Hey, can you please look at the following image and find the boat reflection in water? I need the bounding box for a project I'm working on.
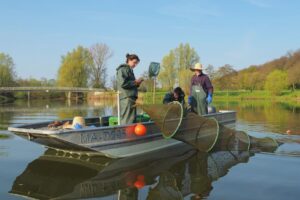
[10,132,279,200]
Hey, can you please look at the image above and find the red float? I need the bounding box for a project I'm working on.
[134,124,147,136]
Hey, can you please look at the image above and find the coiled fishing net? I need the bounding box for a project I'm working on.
[213,126,251,151]
[141,102,219,152]
[141,102,279,153]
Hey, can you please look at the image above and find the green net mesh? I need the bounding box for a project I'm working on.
[213,125,251,151]
[148,62,160,78]
[141,103,279,153]
[250,136,278,152]
[141,102,219,152]
[175,113,219,152]
[141,102,183,138]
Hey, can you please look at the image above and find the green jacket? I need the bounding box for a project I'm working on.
[116,64,138,99]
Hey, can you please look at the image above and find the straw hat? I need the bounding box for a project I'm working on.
[190,63,203,71]
[63,116,86,129]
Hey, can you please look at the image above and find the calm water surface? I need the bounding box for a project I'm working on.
[0,99,300,200]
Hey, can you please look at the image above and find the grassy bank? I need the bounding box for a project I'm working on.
[2,90,299,104]
[139,90,300,103]
[0,95,13,104]
[213,90,300,101]
[0,133,11,139]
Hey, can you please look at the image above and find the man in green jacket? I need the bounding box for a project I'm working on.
[116,54,143,125]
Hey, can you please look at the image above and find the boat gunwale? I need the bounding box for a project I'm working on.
[8,110,236,135]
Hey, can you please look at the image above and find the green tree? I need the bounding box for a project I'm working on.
[57,46,92,87]
[237,66,259,91]
[158,43,199,94]
[138,71,153,92]
[264,70,288,95]
[158,50,177,91]
[16,77,56,87]
[176,43,199,94]
[0,53,16,86]
[210,50,300,91]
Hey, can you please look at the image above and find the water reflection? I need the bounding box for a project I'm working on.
[0,99,115,128]
[3,99,300,199]
[10,142,277,200]
[214,101,300,134]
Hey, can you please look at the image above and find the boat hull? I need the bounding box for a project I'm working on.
[8,111,236,158]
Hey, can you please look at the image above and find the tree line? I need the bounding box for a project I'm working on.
[1,43,299,96]
[156,45,300,96]
[210,50,300,95]
[0,43,113,89]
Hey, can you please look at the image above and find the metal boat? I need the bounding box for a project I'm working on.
[8,110,236,158]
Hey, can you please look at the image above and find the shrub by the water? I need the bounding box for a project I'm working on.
[264,70,288,95]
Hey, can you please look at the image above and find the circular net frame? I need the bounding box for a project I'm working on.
[141,101,183,139]
[175,113,219,152]
[141,102,279,153]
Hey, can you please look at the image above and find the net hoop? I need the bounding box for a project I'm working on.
[204,117,220,152]
[270,137,279,148]
[245,131,251,151]
[238,130,251,151]
[162,101,184,139]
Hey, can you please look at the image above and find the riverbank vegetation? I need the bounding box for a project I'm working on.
[211,50,300,93]
[140,44,300,99]
[213,90,300,101]
[139,90,300,104]
[1,44,300,102]
[0,133,10,139]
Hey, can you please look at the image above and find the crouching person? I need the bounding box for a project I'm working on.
[163,87,185,106]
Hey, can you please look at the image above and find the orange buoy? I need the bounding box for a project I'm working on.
[134,180,145,189]
[134,175,145,189]
[134,124,147,136]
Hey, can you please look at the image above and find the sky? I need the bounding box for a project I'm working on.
[1,0,300,81]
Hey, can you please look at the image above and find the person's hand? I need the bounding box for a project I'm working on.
[206,93,213,104]
[135,78,144,86]
[188,96,193,105]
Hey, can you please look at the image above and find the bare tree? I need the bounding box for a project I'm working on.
[110,75,117,90]
[205,64,216,80]
[89,43,113,88]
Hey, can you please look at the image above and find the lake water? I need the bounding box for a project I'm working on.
[0,99,300,200]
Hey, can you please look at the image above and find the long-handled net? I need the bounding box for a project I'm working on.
[141,102,279,153]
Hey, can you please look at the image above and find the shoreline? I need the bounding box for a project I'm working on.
[1,90,300,104]
[213,90,300,102]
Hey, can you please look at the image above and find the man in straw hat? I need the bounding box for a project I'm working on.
[188,63,214,115]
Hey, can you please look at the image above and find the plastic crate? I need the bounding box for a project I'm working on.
[136,113,151,122]
[108,114,151,126]
[109,116,119,126]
